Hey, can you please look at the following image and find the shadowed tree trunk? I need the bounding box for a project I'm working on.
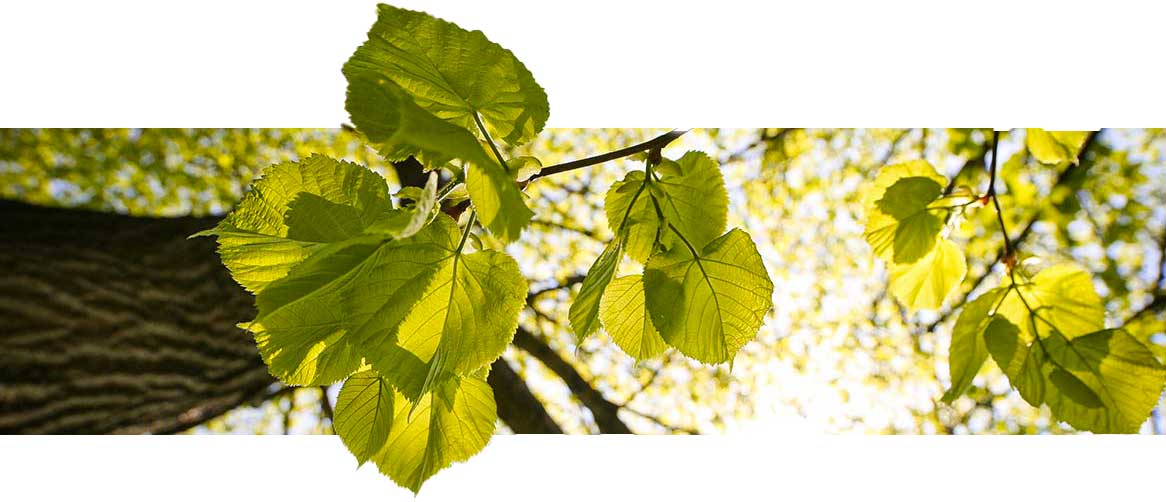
[0,199,565,434]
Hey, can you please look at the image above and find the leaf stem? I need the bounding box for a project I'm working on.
[472,112,512,173]
[527,129,690,182]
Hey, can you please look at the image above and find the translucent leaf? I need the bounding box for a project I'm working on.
[605,170,657,263]
[1026,129,1089,165]
[600,274,667,360]
[195,155,393,293]
[371,375,497,493]
[465,156,534,243]
[993,262,1105,345]
[989,324,1166,433]
[344,71,531,243]
[1040,329,1166,433]
[605,151,728,263]
[344,71,496,170]
[343,4,548,147]
[942,288,1005,402]
[568,238,624,341]
[344,215,527,400]
[334,370,395,465]
[644,229,774,364]
[249,237,386,385]
[508,155,543,182]
[366,171,438,239]
[887,238,966,311]
[651,151,729,252]
[863,160,948,264]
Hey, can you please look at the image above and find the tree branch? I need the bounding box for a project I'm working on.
[511,327,631,434]
[488,358,563,434]
[527,129,689,182]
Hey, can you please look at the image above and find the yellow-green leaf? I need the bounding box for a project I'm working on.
[600,274,667,360]
[334,370,395,465]
[643,229,773,364]
[568,237,624,341]
[195,155,393,293]
[371,375,497,494]
[863,160,948,264]
[942,288,1005,402]
[887,238,967,311]
[1026,129,1089,165]
[605,151,728,263]
[345,214,526,400]
[343,4,548,147]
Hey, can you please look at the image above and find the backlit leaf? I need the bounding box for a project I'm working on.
[344,214,526,400]
[863,160,948,264]
[334,370,395,465]
[343,4,549,147]
[195,155,393,293]
[1026,129,1089,165]
[600,274,667,360]
[887,238,966,311]
[644,229,773,364]
[942,288,1005,403]
[605,152,728,263]
[371,375,497,493]
[569,237,624,341]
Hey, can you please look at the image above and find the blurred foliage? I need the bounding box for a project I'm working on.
[3,127,1164,435]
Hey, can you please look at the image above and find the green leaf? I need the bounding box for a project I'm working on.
[334,370,395,465]
[975,262,1162,432]
[863,160,948,264]
[989,325,1166,433]
[568,238,624,341]
[942,288,1005,403]
[993,263,1105,345]
[195,155,393,293]
[344,215,527,400]
[371,374,497,494]
[876,177,944,263]
[343,71,496,171]
[366,171,438,239]
[652,151,729,252]
[344,4,548,147]
[249,237,385,386]
[605,151,728,263]
[605,171,658,263]
[1026,129,1089,165]
[600,274,667,360]
[344,70,532,243]
[643,229,774,364]
[465,155,534,243]
[887,238,967,311]
[1040,329,1165,433]
[508,155,543,182]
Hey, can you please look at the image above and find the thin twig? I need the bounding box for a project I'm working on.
[527,129,689,181]
[986,130,1015,269]
[621,406,700,435]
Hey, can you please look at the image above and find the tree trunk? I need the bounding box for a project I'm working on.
[0,199,561,434]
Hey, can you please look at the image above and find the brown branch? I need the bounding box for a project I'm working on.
[511,327,631,434]
[526,275,587,304]
[527,129,689,182]
[488,358,563,434]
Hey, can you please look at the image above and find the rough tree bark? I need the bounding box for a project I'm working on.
[0,199,567,433]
